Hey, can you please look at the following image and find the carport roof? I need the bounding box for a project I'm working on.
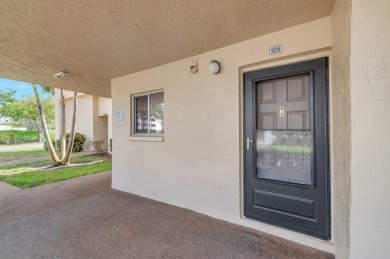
[0,0,334,97]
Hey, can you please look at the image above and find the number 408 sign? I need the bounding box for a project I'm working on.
[269,44,283,55]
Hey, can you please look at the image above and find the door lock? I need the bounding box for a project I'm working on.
[246,138,255,150]
[279,106,285,116]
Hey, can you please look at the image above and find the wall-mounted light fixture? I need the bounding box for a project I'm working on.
[53,71,69,79]
[208,60,220,74]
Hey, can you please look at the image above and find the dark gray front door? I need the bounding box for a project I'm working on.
[243,58,330,240]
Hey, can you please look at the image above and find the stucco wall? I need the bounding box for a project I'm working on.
[330,0,352,258]
[98,97,110,116]
[111,17,334,252]
[92,96,109,150]
[349,1,390,258]
[107,98,112,153]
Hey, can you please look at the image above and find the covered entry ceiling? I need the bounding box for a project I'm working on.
[0,0,334,97]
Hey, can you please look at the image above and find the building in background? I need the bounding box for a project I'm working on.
[54,90,112,152]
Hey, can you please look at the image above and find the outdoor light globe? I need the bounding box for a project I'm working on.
[208,60,220,74]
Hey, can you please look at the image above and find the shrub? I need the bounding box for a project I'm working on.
[0,130,39,144]
[70,132,86,152]
[56,132,86,153]
[109,138,112,153]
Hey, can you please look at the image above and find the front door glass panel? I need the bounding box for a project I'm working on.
[256,74,312,185]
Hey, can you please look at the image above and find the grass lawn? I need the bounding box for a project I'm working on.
[0,148,52,162]
[0,155,111,189]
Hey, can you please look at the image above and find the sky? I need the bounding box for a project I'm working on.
[0,78,51,99]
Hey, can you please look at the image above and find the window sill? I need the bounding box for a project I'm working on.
[130,136,163,142]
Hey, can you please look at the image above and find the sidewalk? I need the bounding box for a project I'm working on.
[0,151,97,167]
[0,143,42,151]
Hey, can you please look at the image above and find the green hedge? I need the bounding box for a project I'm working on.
[56,132,86,153]
[0,130,39,144]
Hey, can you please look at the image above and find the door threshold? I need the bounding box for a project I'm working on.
[237,217,335,254]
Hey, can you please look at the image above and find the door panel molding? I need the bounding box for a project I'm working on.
[253,189,316,219]
[287,111,307,129]
[287,74,309,102]
[259,82,277,103]
[258,113,277,130]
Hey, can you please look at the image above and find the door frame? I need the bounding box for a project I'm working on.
[242,57,331,240]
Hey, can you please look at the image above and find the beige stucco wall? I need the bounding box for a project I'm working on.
[92,96,109,150]
[111,17,335,253]
[330,0,352,258]
[98,97,110,117]
[55,90,112,152]
[349,1,390,258]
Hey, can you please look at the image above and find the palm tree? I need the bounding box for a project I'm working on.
[33,84,78,166]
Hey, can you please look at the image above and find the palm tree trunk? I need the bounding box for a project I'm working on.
[61,91,78,165]
[38,127,42,143]
[59,89,66,160]
[32,84,61,166]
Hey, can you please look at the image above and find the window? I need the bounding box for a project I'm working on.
[132,90,164,135]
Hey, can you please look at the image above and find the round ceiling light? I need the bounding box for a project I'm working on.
[53,71,69,79]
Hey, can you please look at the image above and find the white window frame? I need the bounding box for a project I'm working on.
[131,89,164,136]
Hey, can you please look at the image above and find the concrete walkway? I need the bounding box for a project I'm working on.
[0,150,96,166]
[0,171,333,259]
[0,142,42,151]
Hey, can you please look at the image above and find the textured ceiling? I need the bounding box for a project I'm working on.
[0,0,335,97]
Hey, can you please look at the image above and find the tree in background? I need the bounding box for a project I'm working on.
[33,85,78,166]
[2,89,54,142]
[4,96,54,139]
[0,89,16,124]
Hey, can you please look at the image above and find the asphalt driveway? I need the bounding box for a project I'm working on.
[0,171,333,259]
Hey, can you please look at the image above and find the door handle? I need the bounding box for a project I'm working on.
[246,138,255,150]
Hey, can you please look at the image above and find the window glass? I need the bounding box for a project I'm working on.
[134,95,148,134]
[256,130,312,185]
[149,92,164,133]
[133,91,164,135]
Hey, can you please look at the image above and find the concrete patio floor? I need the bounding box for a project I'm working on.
[0,171,333,259]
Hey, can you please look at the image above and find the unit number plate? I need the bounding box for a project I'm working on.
[269,44,283,55]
